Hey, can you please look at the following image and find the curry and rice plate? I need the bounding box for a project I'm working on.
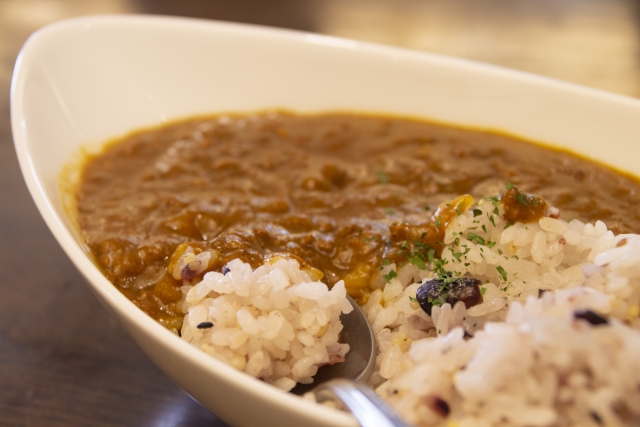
[75,112,640,426]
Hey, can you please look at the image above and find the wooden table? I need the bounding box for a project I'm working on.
[1,0,639,425]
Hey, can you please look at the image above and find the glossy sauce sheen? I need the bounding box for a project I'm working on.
[77,113,640,327]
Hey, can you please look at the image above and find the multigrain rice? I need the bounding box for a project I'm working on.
[364,197,640,426]
[375,290,640,426]
[180,257,352,391]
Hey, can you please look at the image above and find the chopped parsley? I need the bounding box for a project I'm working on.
[473,208,483,217]
[480,287,487,296]
[378,258,391,270]
[409,255,426,270]
[484,195,499,204]
[384,208,395,216]
[467,232,486,246]
[496,265,508,282]
[414,240,431,251]
[383,269,398,283]
[512,186,540,207]
[435,216,441,229]
[427,248,436,263]
[448,247,463,262]
[378,171,389,184]
[430,258,450,278]
[505,183,529,206]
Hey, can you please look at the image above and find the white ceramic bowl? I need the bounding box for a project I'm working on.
[11,14,640,427]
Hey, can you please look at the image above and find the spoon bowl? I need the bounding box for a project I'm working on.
[290,296,376,396]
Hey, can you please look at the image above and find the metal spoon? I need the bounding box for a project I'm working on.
[290,296,412,427]
[314,378,413,427]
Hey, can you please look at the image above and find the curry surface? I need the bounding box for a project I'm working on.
[76,113,640,327]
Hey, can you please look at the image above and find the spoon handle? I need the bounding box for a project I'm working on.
[313,378,412,427]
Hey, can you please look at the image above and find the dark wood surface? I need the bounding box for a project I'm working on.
[1,0,640,426]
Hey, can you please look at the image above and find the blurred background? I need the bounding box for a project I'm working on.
[1,0,639,426]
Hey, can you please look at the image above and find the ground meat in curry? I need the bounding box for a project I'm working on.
[76,112,640,329]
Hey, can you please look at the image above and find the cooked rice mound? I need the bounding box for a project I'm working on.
[180,258,352,391]
[374,289,640,426]
[365,197,640,426]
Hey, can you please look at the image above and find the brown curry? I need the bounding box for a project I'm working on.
[76,112,640,330]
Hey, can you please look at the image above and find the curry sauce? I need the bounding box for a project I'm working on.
[76,112,640,327]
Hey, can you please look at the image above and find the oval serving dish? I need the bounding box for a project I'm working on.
[11,14,640,427]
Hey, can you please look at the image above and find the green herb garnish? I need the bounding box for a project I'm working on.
[496,265,508,282]
[449,247,463,262]
[383,270,398,283]
[409,256,426,270]
[467,232,486,246]
[516,191,528,206]
[378,258,391,270]
[430,298,443,307]
[427,248,436,263]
